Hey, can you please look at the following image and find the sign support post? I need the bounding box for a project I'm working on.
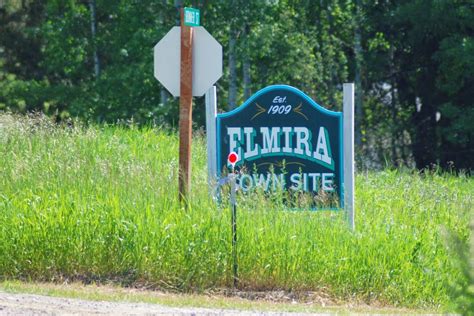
[205,86,217,195]
[343,83,355,230]
[178,8,194,202]
[230,171,238,287]
[154,7,221,203]
[227,152,239,287]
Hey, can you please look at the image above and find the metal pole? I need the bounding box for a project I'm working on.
[205,86,217,197]
[343,83,355,230]
[230,171,238,287]
[178,8,194,203]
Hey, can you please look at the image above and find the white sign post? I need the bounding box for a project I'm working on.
[343,83,355,230]
[205,86,217,191]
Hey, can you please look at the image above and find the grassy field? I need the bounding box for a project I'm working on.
[0,114,472,310]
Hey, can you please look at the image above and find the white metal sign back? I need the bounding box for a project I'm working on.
[154,26,222,97]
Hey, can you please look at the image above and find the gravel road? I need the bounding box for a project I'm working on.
[0,291,329,315]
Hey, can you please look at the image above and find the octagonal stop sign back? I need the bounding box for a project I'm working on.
[154,26,223,97]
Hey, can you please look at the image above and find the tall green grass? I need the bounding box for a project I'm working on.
[0,114,472,309]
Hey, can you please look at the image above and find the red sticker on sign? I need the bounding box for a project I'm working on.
[228,152,238,165]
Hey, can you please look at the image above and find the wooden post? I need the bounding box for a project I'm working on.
[179,8,194,202]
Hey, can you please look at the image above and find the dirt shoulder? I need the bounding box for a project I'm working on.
[0,281,435,315]
[0,291,326,315]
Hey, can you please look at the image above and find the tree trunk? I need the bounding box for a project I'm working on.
[228,28,237,109]
[390,79,397,166]
[325,4,336,107]
[354,0,363,147]
[160,0,169,106]
[411,70,438,169]
[242,57,250,100]
[242,24,251,100]
[89,0,100,79]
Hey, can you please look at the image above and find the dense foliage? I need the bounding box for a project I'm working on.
[0,0,473,169]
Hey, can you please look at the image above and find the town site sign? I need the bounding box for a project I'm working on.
[215,85,345,209]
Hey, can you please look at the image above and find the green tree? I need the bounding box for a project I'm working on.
[0,0,48,113]
[1,0,472,170]
[394,0,474,170]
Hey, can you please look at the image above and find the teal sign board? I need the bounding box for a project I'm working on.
[216,85,343,208]
[184,7,200,27]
